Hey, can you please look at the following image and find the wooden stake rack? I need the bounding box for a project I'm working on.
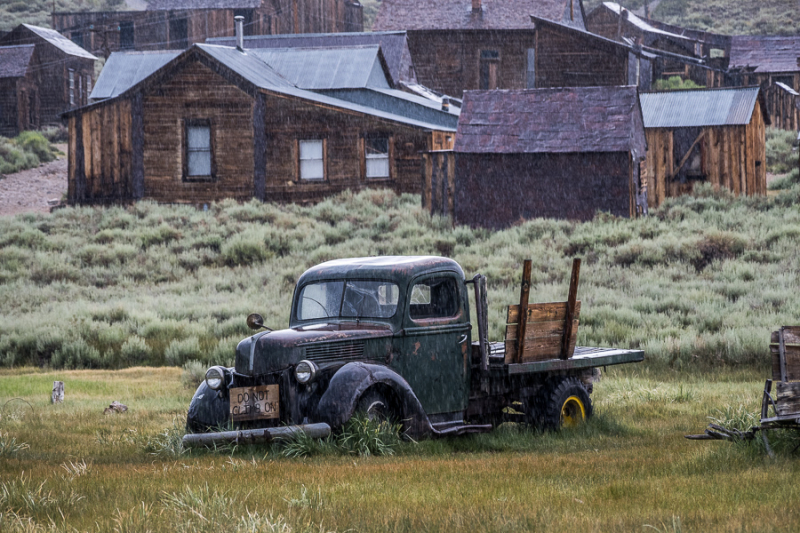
[504,258,581,364]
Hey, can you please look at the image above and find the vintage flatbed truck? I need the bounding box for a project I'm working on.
[183,256,644,446]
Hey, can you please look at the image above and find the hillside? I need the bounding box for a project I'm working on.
[0,0,127,32]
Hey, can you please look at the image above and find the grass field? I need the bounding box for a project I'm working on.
[1,366,799,532]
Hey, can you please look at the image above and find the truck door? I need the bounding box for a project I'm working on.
[398,274,470,416]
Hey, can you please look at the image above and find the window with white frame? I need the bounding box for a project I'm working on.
[185,120,213,179]
[365,137,390,179]
[68,70,75,106]
[299,139,324,181]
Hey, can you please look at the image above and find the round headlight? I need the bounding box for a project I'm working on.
[205,366,226,390]
[294,360,318,384]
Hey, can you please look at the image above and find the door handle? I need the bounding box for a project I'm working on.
[458,334,468,345]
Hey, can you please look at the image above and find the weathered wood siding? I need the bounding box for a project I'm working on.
[645,104,767,208]
[534,24,627,88]
[764,83,800,131]
[67,99,133,203]
[0,77,38,137]
[142,60,255,204]
[453,152,633,228]
[261,90,433,204]
[422,150,455,218]
[53,0,363,57]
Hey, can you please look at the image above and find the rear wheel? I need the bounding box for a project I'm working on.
[535,377,593,431]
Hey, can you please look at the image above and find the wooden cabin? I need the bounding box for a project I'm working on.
[728,36,800,131]
[64,43,457,206]
[640,87,769,209]
[0,45,36,137]
[52,0,363,59]
[444,86,646,228]
[373,0,586,97]
[0,25,97,129]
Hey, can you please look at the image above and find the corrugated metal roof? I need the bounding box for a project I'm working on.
[315,88,458,129]
[640,87,761,128]
[91,50,180,100]
[249,46,389,90]
[0,44,34,79]
[455,86,644,154]
[22,24,97,60]
[207,31,415,85]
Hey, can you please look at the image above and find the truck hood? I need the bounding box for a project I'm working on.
[235,323,394,376]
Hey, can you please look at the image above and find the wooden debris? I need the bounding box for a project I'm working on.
[103,401,128,415]
[684,423,757,441]
[51,381,64,404]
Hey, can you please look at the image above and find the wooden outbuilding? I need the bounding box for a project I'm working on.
[64,42,458,206]
[441,86,647,228]
[0,45,36,137]
[640,87,769,209]
[373,0,586,97]
[52,0,363,59]
[0,24,97,129]
[728,36,800,131]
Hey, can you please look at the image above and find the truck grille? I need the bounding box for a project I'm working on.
[304,341,365,363]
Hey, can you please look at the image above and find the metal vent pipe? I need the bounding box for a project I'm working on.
[235,16,244,52]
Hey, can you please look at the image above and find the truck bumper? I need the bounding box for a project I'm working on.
[182,422,331,448]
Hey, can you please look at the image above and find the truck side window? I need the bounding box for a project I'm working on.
[409,277,459,319]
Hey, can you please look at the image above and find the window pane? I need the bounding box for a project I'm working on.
[300,140,323,160]
[297,281,344,320]
[188,151,211,176]
[366,137,388,155]
[300,159,324,180]
[409,277,459,319]
[366,156,389,178]
[187,126,210,150]
[341,281,399,318]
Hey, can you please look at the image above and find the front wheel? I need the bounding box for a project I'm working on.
[355,389,397,424]
[535,377,593,431]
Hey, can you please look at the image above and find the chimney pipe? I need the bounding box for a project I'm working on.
[235,15,244,52]
[441,96,450,112]
[472,0,481,13]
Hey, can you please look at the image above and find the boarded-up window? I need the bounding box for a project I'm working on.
[479,50,499,90]
[299,140,325,181]
[185,120,213,179]
[365,137,389,179]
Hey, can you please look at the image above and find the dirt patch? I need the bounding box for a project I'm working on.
[0,144,67,217]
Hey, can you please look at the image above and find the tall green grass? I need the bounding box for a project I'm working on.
[1,185,800,371]
[0,132,59,176]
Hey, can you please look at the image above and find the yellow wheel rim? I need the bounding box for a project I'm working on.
[560,396,586,428]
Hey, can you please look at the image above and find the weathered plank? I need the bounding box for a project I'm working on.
[770,327,800,382]
[776,381,800,416]
[507,301,582,323]
[515,260,533,365]
[561,258,581,359]
[504,319,579,363]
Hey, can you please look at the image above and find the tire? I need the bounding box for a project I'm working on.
[355,388,397,424]
[535,377,593,431]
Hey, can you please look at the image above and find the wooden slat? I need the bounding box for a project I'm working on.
[504,319,579,363]
[507,301,581,324]
[770,327,800,382]
[561,258,581,359]
[515,260,532,365]
[776,381,800,416]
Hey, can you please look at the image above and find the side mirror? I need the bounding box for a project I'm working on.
[246,313,265,330]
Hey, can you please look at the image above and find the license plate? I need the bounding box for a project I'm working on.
[230,385,279,421]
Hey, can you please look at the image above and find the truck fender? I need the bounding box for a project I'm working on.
[186,379,230,433]
[315,362,433,438]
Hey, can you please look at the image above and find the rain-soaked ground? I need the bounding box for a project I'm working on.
[0,143,67,217]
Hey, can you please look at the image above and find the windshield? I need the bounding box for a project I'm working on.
[296,280,400,321]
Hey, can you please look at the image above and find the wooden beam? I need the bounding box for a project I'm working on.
[515,259,532,364]
[560,258,581,359]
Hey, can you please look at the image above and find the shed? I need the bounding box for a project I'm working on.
[728,36,800,131]
[0,24,97,128]
[446,86,646,228]
[64,42,458,206]
[0,44,36,136]
[640,87,769,208]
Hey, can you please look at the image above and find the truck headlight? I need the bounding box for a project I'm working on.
[205,366,226,390]
[294,360,318,384]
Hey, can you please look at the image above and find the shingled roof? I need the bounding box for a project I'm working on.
[0,44,34,79]
[454,86,645,155]
[729,36,800,74]
[207,31,416,85]
[373,0,580,31]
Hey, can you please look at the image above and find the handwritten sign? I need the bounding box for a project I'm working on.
[230,385,279,422]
